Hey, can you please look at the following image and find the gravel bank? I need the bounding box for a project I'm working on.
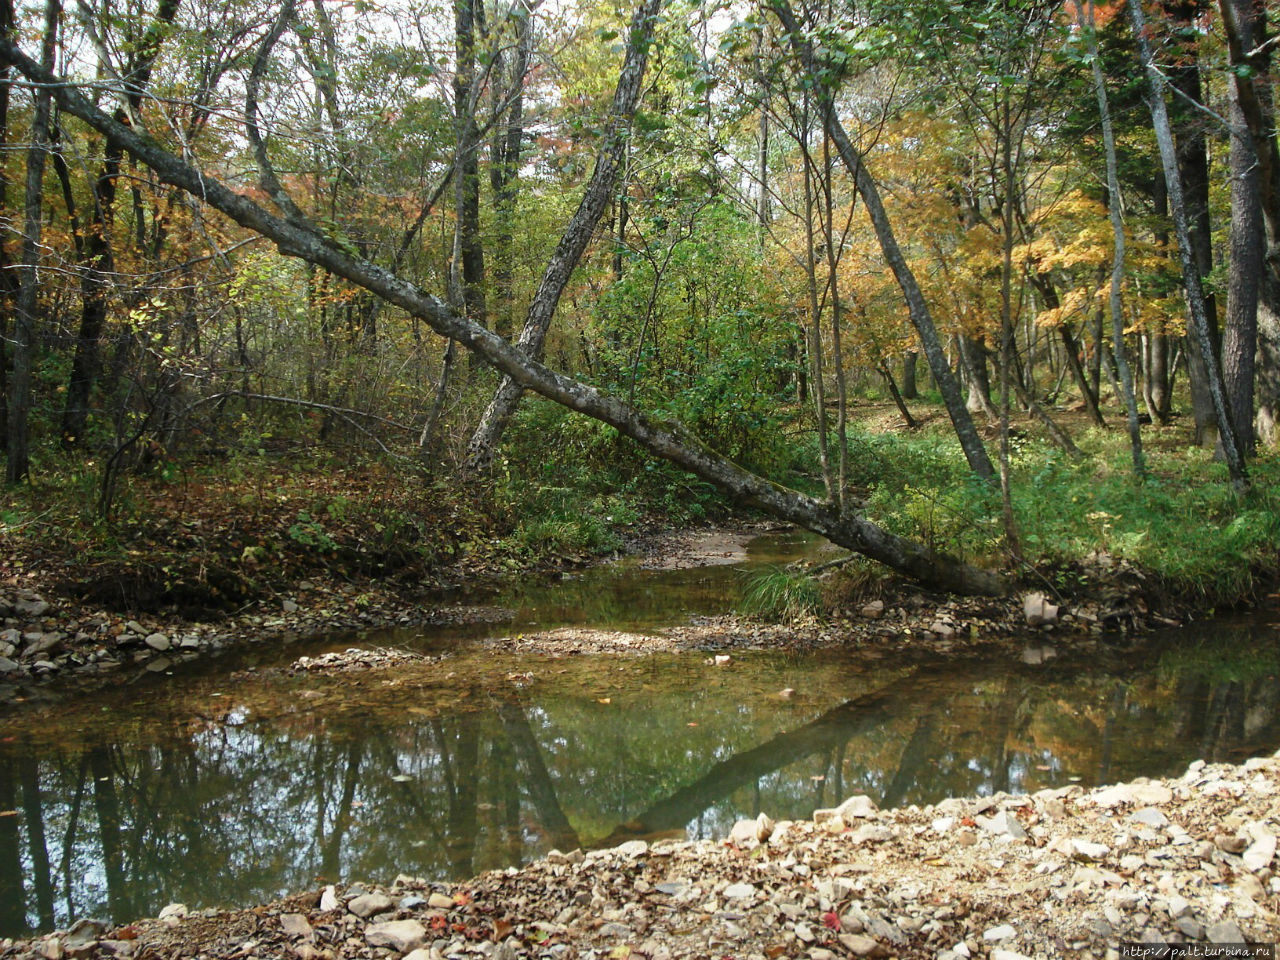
[6,752,1279,960]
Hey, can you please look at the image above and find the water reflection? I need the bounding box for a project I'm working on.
[1,625,1278,937]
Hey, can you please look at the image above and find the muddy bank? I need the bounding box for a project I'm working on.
[5,749,1279,960]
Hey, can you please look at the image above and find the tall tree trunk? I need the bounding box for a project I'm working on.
[6,0,58,484]
[489,0,533,341]
[56,128,120,448]
[1221,2,1261,458]
[1086,0,1145,477]
[801,113,833,499]
[1129,0,1247,489]
[901,350,918,399]
[960,335,997,417]
[465,0,660,473]
[768,0,995,482]
[454,0,487,336]
[0,0,14,450]
[1164,0,1219,443]
[1216,0,1278,451]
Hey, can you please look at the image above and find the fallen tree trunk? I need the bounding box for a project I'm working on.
[0,37,1009,597]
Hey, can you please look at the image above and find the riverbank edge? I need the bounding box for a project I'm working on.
[0,520,1274,703]
[4,748,1279,959]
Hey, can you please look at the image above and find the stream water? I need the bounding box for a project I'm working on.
[1,531,1279,937]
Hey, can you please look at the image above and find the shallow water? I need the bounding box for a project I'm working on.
[0,534,1278,937]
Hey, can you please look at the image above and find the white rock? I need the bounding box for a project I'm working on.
[1206,920,1245,943]
[983,924,1016,942]
[991,951,1034,960]
[347,893,393,917]
[1244,832,1276,872]
[723,883,755,899]
[1023,592,1058,626]
[836,795,879,823]
[932,817,956,834]
[976,811,1026,840]
[157,903,187,923]
[851,824,892,844]
[1071,840,1111,861]
[1130,807,1169,828]
[319,885,339,911]
[616,840,649,858]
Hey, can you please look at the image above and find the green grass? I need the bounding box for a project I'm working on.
[738,566,821,622]
[852,422,1280,604]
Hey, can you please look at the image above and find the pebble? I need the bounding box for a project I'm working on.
[347,893,393,917]
[838,934,883,957]
[1130,807,1169,828]
[1243,830,1276,872]
[365,919,427,953]
[1207,920,1246,943]
[983,924,1016,942]
[279,914,312,939]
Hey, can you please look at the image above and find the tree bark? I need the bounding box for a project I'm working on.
[0,0,14,450]
[489,0,533,341]
[1217,0,1276,452]
[0,32,1010,596]
[454,0,487,333]
[1164,0,1219,444]
[1222,27,1261,458]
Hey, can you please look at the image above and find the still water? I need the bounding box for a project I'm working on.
[0,532,1277,937]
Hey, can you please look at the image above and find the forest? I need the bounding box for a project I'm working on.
[3,0,1280,608]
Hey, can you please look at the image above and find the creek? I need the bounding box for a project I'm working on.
[0,530,1278,937]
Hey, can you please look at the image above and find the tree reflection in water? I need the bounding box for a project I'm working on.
[2,624,1279,937]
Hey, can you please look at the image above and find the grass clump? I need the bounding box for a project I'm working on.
[739,566,821,623]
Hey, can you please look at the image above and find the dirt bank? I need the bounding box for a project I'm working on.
[5,750,1278,960]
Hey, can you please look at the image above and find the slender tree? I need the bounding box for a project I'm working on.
[1128,0,1247,489]
[6,0,59,483]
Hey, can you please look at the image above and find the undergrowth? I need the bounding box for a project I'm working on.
[853,425,1280,605]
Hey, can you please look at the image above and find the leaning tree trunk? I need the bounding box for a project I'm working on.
[0,33,1012,596]
[768,0,995,483]
[464,0,660,474]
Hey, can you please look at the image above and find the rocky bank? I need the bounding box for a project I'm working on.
[6,751,1280,960]
[0,524,1187,698]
